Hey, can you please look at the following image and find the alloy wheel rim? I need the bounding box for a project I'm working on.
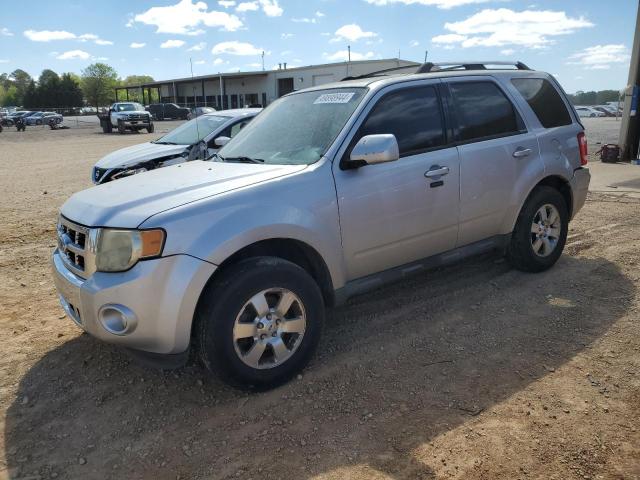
[530,203,561,257]
[232,288,306,370]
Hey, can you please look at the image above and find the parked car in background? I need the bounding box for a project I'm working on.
[54,61,590,388]
[190,106,216,118]
[91,108,260,184]
[592,106,617,117]
[147,103,191,120]
[25,111,63,125]
[574,106,605,118]
[3,111,36,126]
[98,102,154,134]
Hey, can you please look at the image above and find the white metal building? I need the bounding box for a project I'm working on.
[115,58,419,109]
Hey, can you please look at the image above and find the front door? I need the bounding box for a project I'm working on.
[446,78,543,247]
[333,82,460,281]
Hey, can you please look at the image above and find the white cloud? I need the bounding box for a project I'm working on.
[568,44,630,70]
[1,27,13,36]
[130,42,146,48]
[237,1,259,12]
[161,39,186,48]
[56,50,91,60]
[500,48,515,55]
[213,58,227,65]
[246,62,262,68]
[410,40,420,47]
[24,29,113,45]
[365,0,506,8]
[219,0,236,6]
[292,17,316,24]
[24,29,77,41]
[431,8,593,48]
[259,0,283,16]
[133,0,243,34]
[315,11,325,17]
[323,50,375,61]
[0,59,9,63]
[211,40,263,55]
[188,41,206,51]
[333,24,378,42]
[281,33,294,39]
[194,60,206,64]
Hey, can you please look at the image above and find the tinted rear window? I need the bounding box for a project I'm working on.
[357,86,445,156]
[450,81,523,142]
[511,78,572,128]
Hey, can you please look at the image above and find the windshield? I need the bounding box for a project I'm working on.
[116,103,143,112]
[154,115,230,145]
[217,87,367,165]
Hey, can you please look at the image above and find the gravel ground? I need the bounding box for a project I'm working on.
[0,118,639,480]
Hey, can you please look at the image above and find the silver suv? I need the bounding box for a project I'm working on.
[52,61,590,388]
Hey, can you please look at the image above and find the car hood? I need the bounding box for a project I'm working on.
[95,142,189,169]
[61,160,307,228]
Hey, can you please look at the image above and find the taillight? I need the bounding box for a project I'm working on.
[578,132,588,166]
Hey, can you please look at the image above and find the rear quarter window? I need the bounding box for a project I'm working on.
[511,78,572,128]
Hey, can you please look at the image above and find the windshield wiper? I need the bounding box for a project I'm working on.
[152,141,179,145]
[219,155,265,163]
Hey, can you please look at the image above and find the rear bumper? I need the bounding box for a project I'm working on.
[570,167,590,218]
[52,249,216,355]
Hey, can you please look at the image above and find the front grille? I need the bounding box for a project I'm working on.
[57,216,95,278]
[127,114,147,121]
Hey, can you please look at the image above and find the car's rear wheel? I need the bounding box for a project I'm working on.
[117,120,126,134]
[196,257,324,389]
[507,186,568,272]
[147,123,154,134]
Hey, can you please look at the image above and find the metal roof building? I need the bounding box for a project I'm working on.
[115,58,418,109]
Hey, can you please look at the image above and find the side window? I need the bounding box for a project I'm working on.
[229,119,250,138]
[356,86,445,157]
[511,78,572,128]
[449,81,524,142]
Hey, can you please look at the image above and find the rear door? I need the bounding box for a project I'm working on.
[332,81,460,281]
[446,77,542,247]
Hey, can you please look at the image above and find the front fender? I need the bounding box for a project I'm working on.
[140,162,347,289]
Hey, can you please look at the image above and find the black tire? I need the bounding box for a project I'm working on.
[102,121,112,133]
[196,256,324,389]
[147,123,155,134]
[507,186,569,273]
[117,120,126,134]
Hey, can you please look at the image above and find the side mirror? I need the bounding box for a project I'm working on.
[214,136,231,147]
[347,134,399,167]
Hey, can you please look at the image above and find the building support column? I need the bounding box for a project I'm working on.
[619,1,640,160]
[202,79,206,106]
[125,88,129,101]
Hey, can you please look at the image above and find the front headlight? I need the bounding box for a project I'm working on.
[95,229,165,272]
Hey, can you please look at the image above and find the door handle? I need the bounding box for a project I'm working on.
[424,166,450,178]
[512,147,532,158]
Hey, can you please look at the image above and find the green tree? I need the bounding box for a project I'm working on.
[120,75,155,103]
[81,63,118,108]
[38,69,61,108]
[2,84,20,106]
[9,69,32,104]
[59,73,84,108]
[22,80,39,108]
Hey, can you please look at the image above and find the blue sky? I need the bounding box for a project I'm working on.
[0,0,636,93]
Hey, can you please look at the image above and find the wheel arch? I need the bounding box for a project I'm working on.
[531,175,573,219]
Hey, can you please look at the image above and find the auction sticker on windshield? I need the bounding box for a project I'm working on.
[314,92,356,104]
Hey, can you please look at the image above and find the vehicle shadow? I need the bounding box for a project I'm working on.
[3,254,633,479]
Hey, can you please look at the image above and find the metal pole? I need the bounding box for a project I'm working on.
[619,1,640,160]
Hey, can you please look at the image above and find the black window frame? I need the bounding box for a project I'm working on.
[445,79,527,145]
[342,83,449,167]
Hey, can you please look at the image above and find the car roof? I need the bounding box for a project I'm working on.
[290,67,554,95]
[206,108,262,118]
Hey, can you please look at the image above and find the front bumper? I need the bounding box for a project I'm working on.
[570,167,590,218]
[52,249,216,354]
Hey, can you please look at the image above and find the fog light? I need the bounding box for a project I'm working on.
[98,304,137,335]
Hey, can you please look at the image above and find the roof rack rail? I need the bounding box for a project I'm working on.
[341,60,531,82]
[341,64,419,81]
[416,61,530,73]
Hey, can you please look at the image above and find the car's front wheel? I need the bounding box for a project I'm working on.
[196,257,324,389]
[507,186,569,272]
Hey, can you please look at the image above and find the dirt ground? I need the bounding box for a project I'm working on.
[0,118,639,480]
